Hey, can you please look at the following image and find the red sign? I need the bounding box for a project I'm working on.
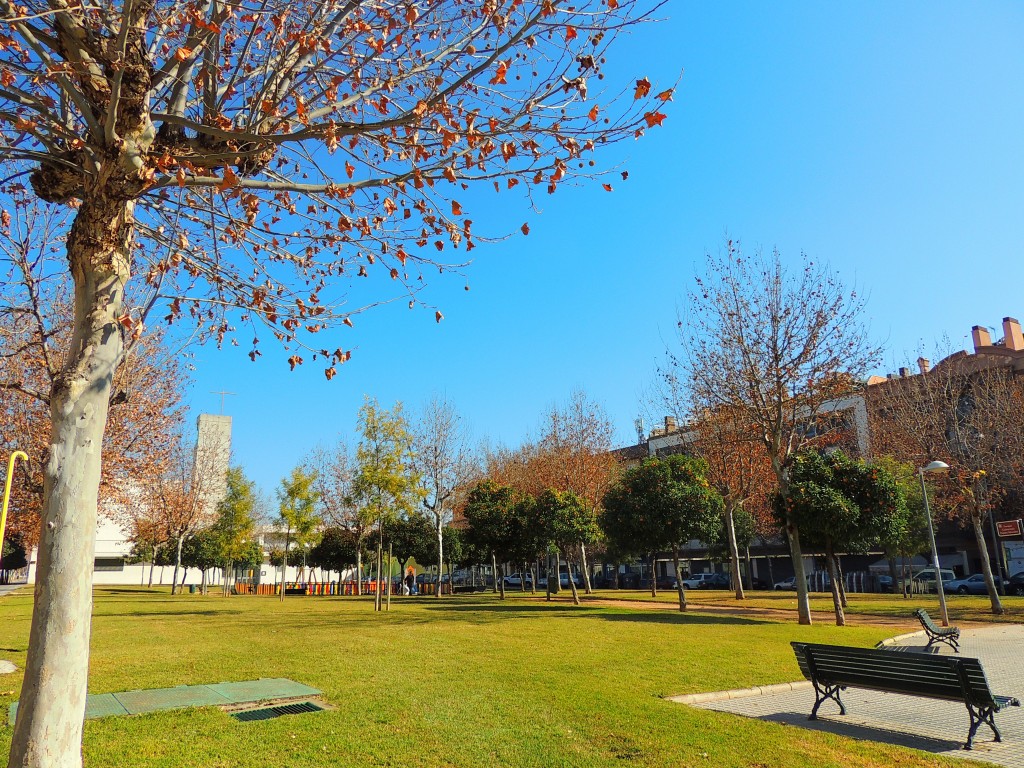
[995,519,1023,538]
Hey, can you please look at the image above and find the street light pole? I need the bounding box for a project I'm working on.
[919,461,950,627]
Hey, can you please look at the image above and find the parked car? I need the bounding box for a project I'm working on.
[503,572,533,588]
[945,573,1000,596]
[559,573,582,588]
[697,572,730,589]
[1007,572,1024,596]
[682,573,717,589]
[773,576,797,591]
[911,568,956,593]
[877,574,898,593]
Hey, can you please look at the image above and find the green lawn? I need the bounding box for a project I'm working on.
[0,587,991,767]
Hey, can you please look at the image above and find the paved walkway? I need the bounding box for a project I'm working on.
[689,625,1024,767]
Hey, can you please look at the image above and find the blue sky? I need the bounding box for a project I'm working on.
[182,2,1024,495]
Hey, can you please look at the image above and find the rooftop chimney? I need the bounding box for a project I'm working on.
[665,415,677,432]
[972,325,992,352]
[1003,317,1024,351]
[917,357,930,374]
[899,367,910,378]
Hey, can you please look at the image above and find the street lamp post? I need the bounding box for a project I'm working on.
[919,460,950,627]
[1,451,29,566]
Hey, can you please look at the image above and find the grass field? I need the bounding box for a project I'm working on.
[0,587,1003,767]
[582,587,1024,624]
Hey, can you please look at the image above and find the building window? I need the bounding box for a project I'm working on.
[94,557,125,572]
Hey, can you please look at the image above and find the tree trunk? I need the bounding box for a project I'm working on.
[649,553,657,598]
[972,512,1004,615]
[491,553,499,595]
[201,569,207,596]
[435,527,444,599]
[520,562,527,592]
[545,556,552,602]
[902,553,910,599]
[673,547,687,612]
[8,193,134,767]
[530,562,538,594]
[744,546,753,591]
[171,536,185,595]
[826,540,844,626]
[579,543,593,595]
[549,553,560,594]
[147,559,155,589]
[386,543,392,612]
[374,537,383,612]
[356,549,362,596]
[887,556,898,594]
[785,524,812,625]
[279,528,291,603]
[834,554,848,608]
[496,559,506,600]
[725,505,745,600]
[564,549,580,606]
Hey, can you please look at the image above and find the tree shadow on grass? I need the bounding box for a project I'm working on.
[94,609,246,618]
[596,611,770,627]
[418,601,771,626]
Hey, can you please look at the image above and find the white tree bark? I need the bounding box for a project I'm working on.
[9,197,132,768]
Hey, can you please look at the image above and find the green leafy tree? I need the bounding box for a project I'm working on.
[277,466,321,601]
[354,398,423,610]
[463,480,518,599]
[601,455,723,611]
[212,467,258,595]
[778,450,908,625]
[389,513,435,577]
[873,455,931,595]
[308,527,363,581]
[180,530,221,594]
[535,488,599,606]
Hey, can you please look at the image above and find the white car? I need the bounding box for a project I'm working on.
[681,573,716,589]
[503,573,533,588]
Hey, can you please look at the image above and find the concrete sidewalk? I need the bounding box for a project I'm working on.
[688,624,1024,767]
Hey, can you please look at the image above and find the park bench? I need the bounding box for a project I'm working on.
[915,608,960,653]
[791,641,1020,750]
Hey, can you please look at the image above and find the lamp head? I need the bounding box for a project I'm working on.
[921,460,950,474]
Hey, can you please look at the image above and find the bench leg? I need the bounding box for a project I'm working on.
[965,704,1000,750]
[809,681,846,720]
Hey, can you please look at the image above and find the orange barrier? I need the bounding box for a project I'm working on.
[230,580,452,596]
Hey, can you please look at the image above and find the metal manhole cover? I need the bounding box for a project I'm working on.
[231,700,325,722]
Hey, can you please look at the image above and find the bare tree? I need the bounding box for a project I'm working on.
[688,404,775,599]
[664,241,880,624]
[539,390,618,593]
[308,439,371,592]
[145,429,230,593]
[413,396,474,597]
[870,348,1024,615]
